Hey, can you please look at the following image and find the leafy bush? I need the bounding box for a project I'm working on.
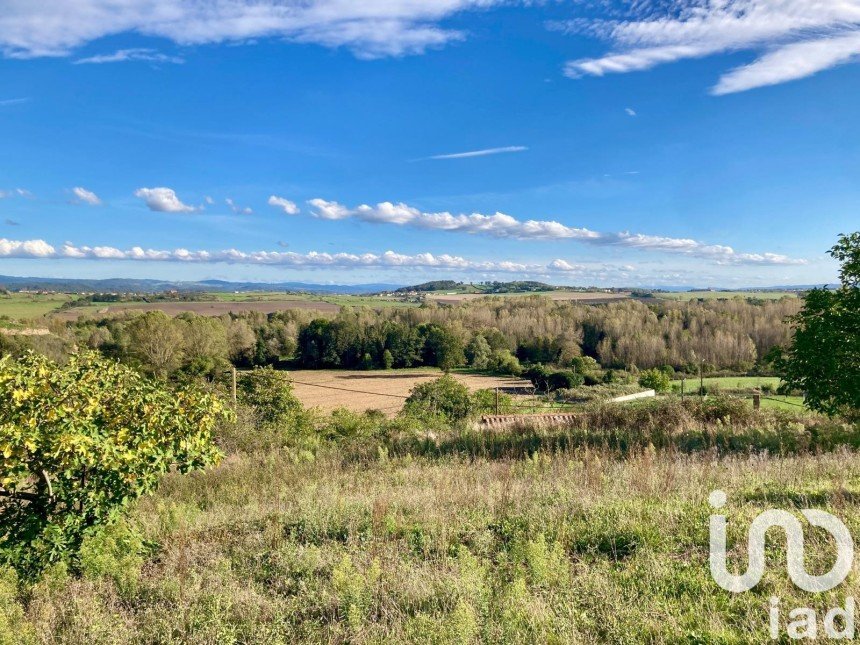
[237,366,303,427]
[547,370,584,391]
[0,351,230,579]
[403,375,474,422]
[638,368,671,393]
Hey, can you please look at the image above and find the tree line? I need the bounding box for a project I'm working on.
[0,296,801,377]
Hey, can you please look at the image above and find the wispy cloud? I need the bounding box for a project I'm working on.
[226,198,252,215]
[562,0,860,94]
[0,98,29,107]
[428,146,528,160]
[71,186,102,206]
[305,198,806,266]
[625,107,637,116]
[4,219,19,226]
[74,48,184,65]
[0,1,504,60]
[134,187,200,213]
[0,188,32,199]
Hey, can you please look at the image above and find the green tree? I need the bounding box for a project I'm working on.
[126,311,185,376]
[403,375,474,422]
[466,334,491,370]
[0,352,229,578]
[382,349,394,370]
[777,233,860,417]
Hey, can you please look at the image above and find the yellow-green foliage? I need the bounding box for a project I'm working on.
[0,351,231,578]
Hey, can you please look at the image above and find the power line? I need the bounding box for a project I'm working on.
[288,379,409,399]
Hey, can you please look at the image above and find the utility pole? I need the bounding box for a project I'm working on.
[699,360,704,398]
[681,377,685,399]
[495,387,500,415]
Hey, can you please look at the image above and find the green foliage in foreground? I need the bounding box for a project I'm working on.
[777,232,860,418]
[0,352,230,579]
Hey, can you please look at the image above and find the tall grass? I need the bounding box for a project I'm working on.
[4,400,860,643]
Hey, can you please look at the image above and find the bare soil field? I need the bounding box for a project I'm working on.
[425,291,631,305]
[289,368,532,415]
[53,299,340,320]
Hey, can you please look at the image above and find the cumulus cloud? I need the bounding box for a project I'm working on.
[71,186,101,205]
[562,1,860,94]
[428,146,528,160]
[0,1,503,60]
[226,198,252,215]
[268,195,299,215]
[303,197,804,265]
[0,236,548,273]
[134,187,199,213]
[308,199,599,240]
[74,47,184,64]
[308,198,354,220]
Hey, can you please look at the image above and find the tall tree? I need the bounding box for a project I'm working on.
[777,232,860,418]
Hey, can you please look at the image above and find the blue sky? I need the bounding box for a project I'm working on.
[0,0,858,287]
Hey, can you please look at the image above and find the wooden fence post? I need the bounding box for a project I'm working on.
[753,393,761,410]
[231,367,237,407]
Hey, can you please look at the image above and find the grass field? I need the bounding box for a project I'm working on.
[6,402,858,642]
[671,376,807,412]
[0,293,73,319]
[654,290,801,301]
[289,368,533,415]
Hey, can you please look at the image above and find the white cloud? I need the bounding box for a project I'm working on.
[0,188,31,199]
[309,199,599,240]
[226,198,252,215]
[0,1,503,60]
[134,187,199,213]
[563,1,860,94]
[71,186,102,205]
[268,195,300,215]
[625,107,636,116]
[308,198,354,220]
[303,197,806,266]
[428,146,528,160]
[0,97,28,106]
[74,47,184,64]
[205,195,214,205]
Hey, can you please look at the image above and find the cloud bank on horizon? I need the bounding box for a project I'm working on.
[305,198,806,266]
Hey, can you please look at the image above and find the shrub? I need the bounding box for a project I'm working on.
[487,349,522,376]
[0,351,229,579]
[237,366,303,427]
[403,375,474,422]
[547,370,584,391]
[638,368,671,393]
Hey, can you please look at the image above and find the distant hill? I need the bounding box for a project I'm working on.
[394,280,560,294]
[0,275,402,295]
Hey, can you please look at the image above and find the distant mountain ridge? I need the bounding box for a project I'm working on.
[0,275,402,295]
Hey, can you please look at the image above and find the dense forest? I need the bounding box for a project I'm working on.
[0,295,801,378]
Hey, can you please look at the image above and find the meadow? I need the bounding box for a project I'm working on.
[0,293,73,320]
[4,399,859,643]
